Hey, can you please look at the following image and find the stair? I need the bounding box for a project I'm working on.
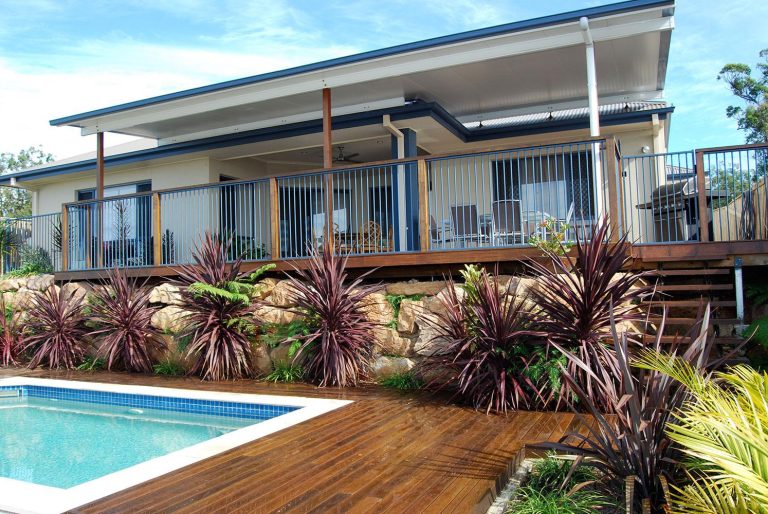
[641,266,743,349]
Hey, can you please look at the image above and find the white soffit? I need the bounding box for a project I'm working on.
[58,3,673,143]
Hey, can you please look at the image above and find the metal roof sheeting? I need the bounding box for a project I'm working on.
[464,101,669,130]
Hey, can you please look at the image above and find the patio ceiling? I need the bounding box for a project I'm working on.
[50,0,674,144]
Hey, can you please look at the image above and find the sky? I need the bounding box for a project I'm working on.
[1,0,766,160]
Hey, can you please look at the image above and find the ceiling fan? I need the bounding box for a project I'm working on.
[333,145,362,164]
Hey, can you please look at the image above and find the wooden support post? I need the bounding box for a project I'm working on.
[60,206,69,271]
[322,88,332,169]
[269,177,280,259]
[152,193,162,265]
[96,132,105,268]
[417,159,430,252]
[695,149,710,242]
[605,137,621,242]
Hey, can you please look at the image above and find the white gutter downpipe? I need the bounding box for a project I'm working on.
[580,16,605,220]
[383,114,407,251]
[579,16,600,137]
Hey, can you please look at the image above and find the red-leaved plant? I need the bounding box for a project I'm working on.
[0,300,23,366]
[526,217,652,409]
[25,285,89,369]
[536,306,719,512]
[88,267,166,373]
[420,269,549,413]
[284,242,377,387]
[175,232,257,381]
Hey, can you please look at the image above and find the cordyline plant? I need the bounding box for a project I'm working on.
[535,305,719,513]
[88,267,166,373]
[526,217,653,409]
[283,241,377,387]
[175,231,265,381]
[25,285,89,369]
[420,267,550,413]
[0,300,23,366]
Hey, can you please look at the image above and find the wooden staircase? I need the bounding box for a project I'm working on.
[640,267,744,349]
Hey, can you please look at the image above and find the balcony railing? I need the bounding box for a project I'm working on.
[1,213,62,273]
[622,143,768,245]
[15,135,741,274]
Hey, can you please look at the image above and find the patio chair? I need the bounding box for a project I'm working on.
[357,220,392,253]
[491,199,523,246]
[429,215,450,248]
[450,204,489,247]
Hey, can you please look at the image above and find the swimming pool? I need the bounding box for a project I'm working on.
[0,377,350,514]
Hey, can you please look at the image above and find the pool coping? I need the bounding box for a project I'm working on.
[0,376,352,514]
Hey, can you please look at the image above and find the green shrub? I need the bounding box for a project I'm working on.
[76,356,105,371]
[6,245,53,277]
[744,315,768,347]
[266,362,304,383]
[384,293,425,328]
[153,359,185,376]
[260,318,314,348]
[525,454,595,491]
[508,486,611,514]
[379,371,423,390]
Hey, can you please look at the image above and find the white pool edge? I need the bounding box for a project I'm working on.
[0,377,351,514]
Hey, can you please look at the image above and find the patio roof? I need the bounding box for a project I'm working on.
[49,0,674,144]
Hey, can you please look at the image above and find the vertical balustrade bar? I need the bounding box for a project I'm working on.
[695,149,710,242]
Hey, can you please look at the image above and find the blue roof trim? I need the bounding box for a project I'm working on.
[5,102,673,185]
[50,0,673,127]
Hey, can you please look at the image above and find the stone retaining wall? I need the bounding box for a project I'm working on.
[0,274,539,381]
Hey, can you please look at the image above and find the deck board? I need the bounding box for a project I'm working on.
[0,368,575,514]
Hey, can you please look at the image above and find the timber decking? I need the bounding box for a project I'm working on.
[0,368,578,514]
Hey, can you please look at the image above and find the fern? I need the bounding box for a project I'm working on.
[244,263,276,283]
[188,282,251,305]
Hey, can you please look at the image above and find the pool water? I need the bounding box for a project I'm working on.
[0,395,258,488]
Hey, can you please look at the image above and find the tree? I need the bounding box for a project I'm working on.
[0,146,54,218]
[718,49,768,144]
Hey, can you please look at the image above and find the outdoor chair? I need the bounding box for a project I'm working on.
[357,220,393,253]
[450,204,489,247]
[491,199,523,246]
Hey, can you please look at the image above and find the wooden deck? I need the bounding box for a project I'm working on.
[0,368,578,514]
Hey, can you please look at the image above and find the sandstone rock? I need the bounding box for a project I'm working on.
[0,277,27,291]
[61,282,91,305]
[423,285,465,316]
[254,305,301,325]
[414,321,449,356]
[150,306,191,333]
[252,344,272,376]
[360,291,395,325]
[25,274,55,292]
[397,298,425,334]
[385,280,444,297]
[371,356,415,379]
[3,288,37,309]
[268,279,300,307]
[254,278,280,300]
[149,283,184,305]
[269,340,305,366]
[373,327,414,357]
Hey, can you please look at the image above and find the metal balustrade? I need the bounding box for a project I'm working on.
[19,137,768,274]
[621,151,698,244]
[700,145,768,242]
[426,140,612,250]
[65,194,154,270]
[1,213,62,273]
[158,179,271,265]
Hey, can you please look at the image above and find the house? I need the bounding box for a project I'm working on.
[1,0,766,287]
